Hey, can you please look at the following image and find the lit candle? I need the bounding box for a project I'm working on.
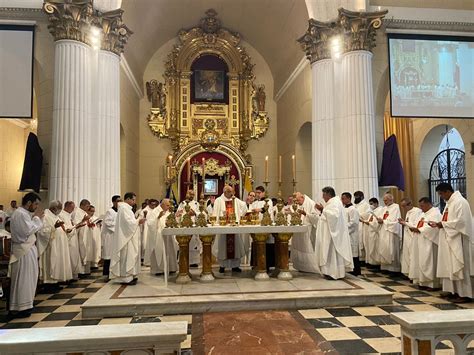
[278,155,282,183]
[166,166,171,180]
[292,155,296,181]
[264,156,269,182]
[187,158,191,182]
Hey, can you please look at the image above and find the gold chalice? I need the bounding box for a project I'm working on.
[209,215,217,226]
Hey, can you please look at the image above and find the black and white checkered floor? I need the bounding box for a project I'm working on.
[1,267,472,354]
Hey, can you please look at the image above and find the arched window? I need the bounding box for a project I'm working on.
[429,127,466,209]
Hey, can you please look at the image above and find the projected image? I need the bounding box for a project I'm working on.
[389,35,474,118]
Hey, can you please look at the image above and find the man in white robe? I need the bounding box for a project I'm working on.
[432,183,473,302]
[149,199,178,275]
[37,200,73,292]
[342,192,360,276]
[242,191,257,262]
[110,192,145,285]
[363,198,384,267]
[8,193,43,318]
[206,195,216,215]
[354,191,371,263]
[290,192,319,273]
[399,198,423,277]
[408,197,441,290]
[59,201,88,280]
[378,193,402,273]
[73,199,92,276]
[6,200,17,218]
[138,199,156,263]
[101,195,120,278]
[212,185,246,273]
[177,190,201,267]
[85,205,101,268]
[314,187,353,280]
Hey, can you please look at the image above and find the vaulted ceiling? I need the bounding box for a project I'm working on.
[121,0,309,94]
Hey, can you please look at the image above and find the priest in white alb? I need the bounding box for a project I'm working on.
[408,197,441,290]
[101,195,121,278]
[364,198,384,267]
[432,183,473,302]
[37,200,73,292]
[212,185,246,273]
[111,192,145,285]
[290,192,319,273]
[8,193,43,318]
[354,191,371,263]
[73,199,92,276]
[377,193,402,273]
[140,199,158,265]
[149,199,178,275]
[85,205,101,268]
[398,198,423,277]
[60,201,87,280]
[314,187,353,280]
[341,192,360,276]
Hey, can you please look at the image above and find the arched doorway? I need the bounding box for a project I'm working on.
[295,122,312,196]
[428,127,466,209]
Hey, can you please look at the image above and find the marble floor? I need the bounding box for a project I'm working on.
[1,266,473,354]
[81,266,392,318]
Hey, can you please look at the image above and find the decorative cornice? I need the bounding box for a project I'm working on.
[298,7,388,64]
[98,8,132,55]
[384,18,474,33]
[0,7,45,20]
[120,54,144,99]
[43,0,95,45]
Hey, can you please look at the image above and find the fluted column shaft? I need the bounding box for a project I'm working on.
[337,50,378,198]
[311,59,335,200]
[50,40,92,204]
[95,50,121,213]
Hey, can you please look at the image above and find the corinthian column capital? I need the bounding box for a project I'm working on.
[297,19,337,64]
[43,0,96,44]
[99,8,132,55]
[338,8,388,53]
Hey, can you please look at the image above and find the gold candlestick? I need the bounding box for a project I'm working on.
[278,181,282,198]
[292,179,297,193]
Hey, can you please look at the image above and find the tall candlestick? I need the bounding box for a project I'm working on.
[264,156,269,182]
[202,157,206,178]
[278,155,282,183]
[292,155,296,181]
[187,157,191,183]
[166,166,171,180]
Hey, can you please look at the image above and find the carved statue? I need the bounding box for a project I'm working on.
[146,80,166,115]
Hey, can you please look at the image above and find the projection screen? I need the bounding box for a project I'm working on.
[0,24,35,118]
[388,33,474,118]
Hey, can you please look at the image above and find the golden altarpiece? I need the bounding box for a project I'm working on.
[146,10,269,200]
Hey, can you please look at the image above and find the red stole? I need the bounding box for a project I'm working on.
[416,218,424,229]
[442,208,448,222]
[383,211,389,220]
[225,200,235,259]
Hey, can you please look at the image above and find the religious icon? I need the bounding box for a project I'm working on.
[204,179,218,195]
[194,70,225,101]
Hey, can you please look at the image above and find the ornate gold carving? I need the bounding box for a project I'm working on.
[298,7,387,64]
[192,158,230,177]
[147,9,269,160]
[99,8,132,55]
[339,8,387,53]
[43,0,131,53]
[146,80,167,116]
[43,0,95,44]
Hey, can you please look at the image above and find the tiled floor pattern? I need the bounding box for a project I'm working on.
[1,267,473,354]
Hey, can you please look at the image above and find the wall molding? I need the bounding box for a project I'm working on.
[274,56,308,102]
[120,55,144,99]
[384,18,474,34]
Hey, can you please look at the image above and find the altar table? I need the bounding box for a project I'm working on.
[162,225,309,283]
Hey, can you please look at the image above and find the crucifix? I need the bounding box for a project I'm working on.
[226,174,240,188]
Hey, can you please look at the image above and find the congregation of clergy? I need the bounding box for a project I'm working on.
[2,182,473,319]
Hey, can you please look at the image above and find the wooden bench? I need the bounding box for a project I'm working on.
[391,310,474,355]
[0,321,188,354]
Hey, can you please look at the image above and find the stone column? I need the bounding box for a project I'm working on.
[299,9,386,199]
[336,9,386,198]
[94,10,131,213]
[44,1,95,204]
[44,2,131,212]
